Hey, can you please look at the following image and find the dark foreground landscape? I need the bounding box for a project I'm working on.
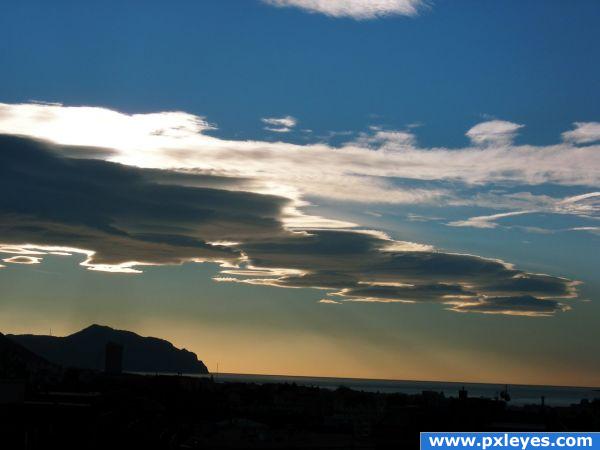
[2,326,599,449]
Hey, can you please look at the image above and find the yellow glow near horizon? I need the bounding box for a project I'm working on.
[1,314,597,388]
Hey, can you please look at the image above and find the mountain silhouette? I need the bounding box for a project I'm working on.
[7,324,208,374]
[0,332,58,379]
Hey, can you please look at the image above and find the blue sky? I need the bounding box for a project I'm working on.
[0,0,599,385]
[2,0,599,146]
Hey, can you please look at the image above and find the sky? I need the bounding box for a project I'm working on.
[0,0,599,387]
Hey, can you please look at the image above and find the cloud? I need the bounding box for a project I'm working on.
[335,283,472,303]
[0,99,599,258]
[569,227,600,235]
[0,102,214,152]
[224,229,577,316]
[1,101,599,244]
[1,103,599,207]
[448,211,535,229]
[449,295,570,317]
[407,213,444,222]
[562,122,600,145]
[0,135,287,271]
[466,120,524,146]
[557,191,600,209]
[2,255,42,265]
[351,128,416,147]
[0,135,580,316]
[447,192,600,230]
[318,299,342,304]
[261,0,425,19]
[262,116,298,133]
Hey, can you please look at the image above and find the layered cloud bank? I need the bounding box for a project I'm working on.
[1,103,599,204]
[0,102,596,316]
[0,134,579,317]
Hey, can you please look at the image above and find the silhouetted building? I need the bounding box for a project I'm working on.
[104,341,123,374]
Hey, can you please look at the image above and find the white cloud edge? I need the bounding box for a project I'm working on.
[262,115,297,133]
[562,122,600,145]
[261,0,426,19]
[466,120,524,146]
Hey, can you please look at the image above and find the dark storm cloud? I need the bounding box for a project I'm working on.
[0,135,579,315]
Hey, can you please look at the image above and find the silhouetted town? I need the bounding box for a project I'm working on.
[1,327,599,449]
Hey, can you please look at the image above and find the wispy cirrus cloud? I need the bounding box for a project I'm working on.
[570,227,600,235]
[448,210,535,229]
[261,0,426,19]
[447,192,600,231]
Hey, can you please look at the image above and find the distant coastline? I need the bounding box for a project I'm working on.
[135,370,600,391]
[133,371,600,407]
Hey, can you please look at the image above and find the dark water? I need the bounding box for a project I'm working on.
[179,372,598,406]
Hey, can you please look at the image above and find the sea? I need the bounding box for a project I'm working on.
[167,372,599,407]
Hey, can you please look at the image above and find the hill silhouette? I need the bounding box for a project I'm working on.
[0,332,58,379]
[7,324,208,374]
